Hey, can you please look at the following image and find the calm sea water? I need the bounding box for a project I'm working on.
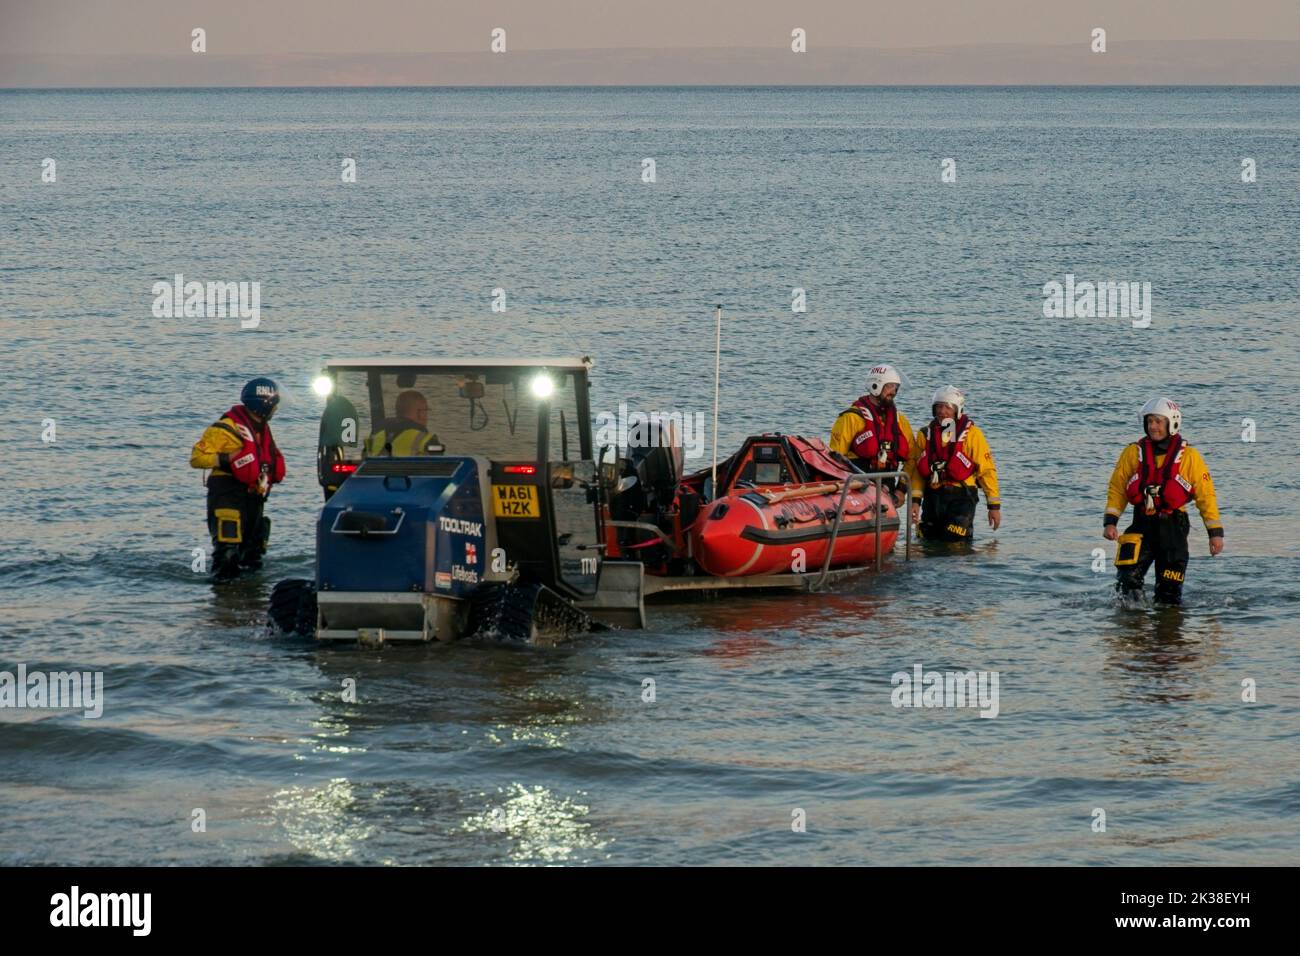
[1,87,1298,865]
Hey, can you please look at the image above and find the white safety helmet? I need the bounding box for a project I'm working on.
[865,364,902,397]
[1140,396,1182,436]
[930,385,966,419]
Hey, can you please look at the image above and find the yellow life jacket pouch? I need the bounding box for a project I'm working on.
[215,508,242,544]
[1114,532,1142,566]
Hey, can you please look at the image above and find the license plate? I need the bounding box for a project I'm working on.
[492,483,539,518]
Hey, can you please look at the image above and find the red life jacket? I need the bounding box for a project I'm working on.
[845,397,910,470]
[1124,435,1193,516]
[219,405,286,492]
[917,416,977,486]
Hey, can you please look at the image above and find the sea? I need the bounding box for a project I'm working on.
[1,86,1297,864]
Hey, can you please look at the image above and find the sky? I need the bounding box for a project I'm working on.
[2,0,1299,85]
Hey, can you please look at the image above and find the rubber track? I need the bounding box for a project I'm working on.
[469,581,593,642]
[268,578,317,636]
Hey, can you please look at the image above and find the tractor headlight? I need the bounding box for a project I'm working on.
[530,373,555,399]
[312,375,334,398]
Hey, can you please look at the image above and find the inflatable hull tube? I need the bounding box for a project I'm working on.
[690,483,900,577]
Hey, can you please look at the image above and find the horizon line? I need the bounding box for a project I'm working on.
[7,83,1300,91]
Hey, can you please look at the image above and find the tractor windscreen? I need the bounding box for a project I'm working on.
[322,366,583,462]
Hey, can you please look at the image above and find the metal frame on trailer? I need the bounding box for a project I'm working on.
[812,468,910,589]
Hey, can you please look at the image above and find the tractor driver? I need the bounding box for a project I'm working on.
[366,389,442,457]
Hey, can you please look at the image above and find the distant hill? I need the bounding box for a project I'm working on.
[4,41,1300,87]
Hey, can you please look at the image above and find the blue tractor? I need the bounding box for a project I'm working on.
[267,357,641,644]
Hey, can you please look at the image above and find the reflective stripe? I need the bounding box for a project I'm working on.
[215,508,242,543]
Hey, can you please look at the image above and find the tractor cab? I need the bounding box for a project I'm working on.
[316,357,595,492]
[300,358,606,641]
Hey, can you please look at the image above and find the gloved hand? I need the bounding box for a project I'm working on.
[217,452,231,470]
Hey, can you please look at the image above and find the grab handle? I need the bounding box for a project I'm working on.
[329,507,406,537]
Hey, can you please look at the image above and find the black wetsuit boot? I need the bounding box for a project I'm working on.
[920,486,978,542]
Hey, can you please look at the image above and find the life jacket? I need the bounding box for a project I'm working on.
[917,416,977,488]
[1125,435,1194,516]
[217,404,285,492]
[366,418,435,457]
[843,397,910,470]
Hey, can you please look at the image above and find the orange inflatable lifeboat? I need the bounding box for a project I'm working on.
[605,432,903,579]
[691,480,898,577]
[675,434,900,576]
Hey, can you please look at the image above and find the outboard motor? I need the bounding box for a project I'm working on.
[622,420,682,510]
[609,421,685,568]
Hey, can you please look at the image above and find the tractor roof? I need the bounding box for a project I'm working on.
[325,357,592,370]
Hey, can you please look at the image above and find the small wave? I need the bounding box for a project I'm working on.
[0,547,315,590]
[1058,588,1255,613]
[0,715,230,769]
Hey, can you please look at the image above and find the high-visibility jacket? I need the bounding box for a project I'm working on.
[365,418,440,457]
[907,420,1000,506]
[190,405,285,493]
[1105,440,1222,535]
[829,400,915,471]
